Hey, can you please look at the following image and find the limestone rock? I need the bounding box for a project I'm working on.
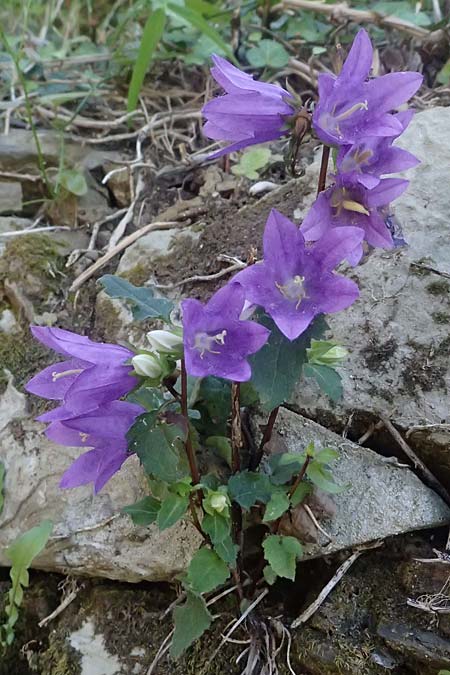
[264,408,450,557]
[0,182,22,214]
[0,418,201,582]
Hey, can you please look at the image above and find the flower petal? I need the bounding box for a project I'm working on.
[340,29,373,83]
[25,359,86,400]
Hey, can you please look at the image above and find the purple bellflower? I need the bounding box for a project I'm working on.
[44,401,144,493]
[181,281,270,381]
[25,326,136,421]
[233,209,363,341]
[312,29,423,147]
[202,54,295,158]
[337,110,419,189]
[301,173,409,262]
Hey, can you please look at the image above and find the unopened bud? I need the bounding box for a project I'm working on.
[132,353,164,379]
[146,329,183,354]
[210,493,228,513]
[307,339,348,366]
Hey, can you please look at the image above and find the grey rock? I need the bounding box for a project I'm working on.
[378,623,450,671]
[0,372,27,432]
[264,408,450,557]
[0,418,201,582]
[0,182,22,214]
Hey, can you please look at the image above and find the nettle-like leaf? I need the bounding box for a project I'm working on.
[122,496,161,526]
[265,453,304,486]
[171,591,212,659]
[157,493,189,530]
[303,363,343,402]
[2,520,53,646]
[231,148,271,180]
[290,481,312,507]
[307,460,345,494]
[186,548,230,594]
[205,436,232,468]
[126,386,166,411]
[214,536,239,566]
[202,512,230,544]
[263,564,277,586]
[99,275,173,322]
[228,471,272,510]
[250,315,328,412]
[263,534,303,581]
[263,490,290,522]
[195,376,231,436]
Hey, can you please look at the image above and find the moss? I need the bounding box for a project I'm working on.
[37,634,81,675]
[360,336,398,373]
[432,311,450,324]
[0,330,51,399]
[119,264,150,287]
[426,279,450,297]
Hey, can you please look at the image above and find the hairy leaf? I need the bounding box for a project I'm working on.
[202,512,230,544]
[263,534,303,581]
[228,471,272,510]
[303,363,343,402]
[290,481,312,508]
[214,536,239,566]
[122,496,161,526]
[266,453,303,486]
[128,415,189,483]
[307,461,345,494]
[171,591,212,659]
[186,548,230,594]
[263,490,290,522]
[99,275,173,322]
[157,493,189,530]
[263,565,277,585]
[127,9,166,112]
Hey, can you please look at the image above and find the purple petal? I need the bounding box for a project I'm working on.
[311,275,360,314]
[94,450,129,493]
[63,365,136,415]
[62,401,144,441]
[364,211,394,248]
[340,29,373,82]
[270,300,316,341]
[366,178,409,207]
[309,227,365,271]
[25,359,86,400]
[263,209,304,273]
[300,192,331,241]
[45,421,92,447]
[366,72,423,113]
[30,326,133,364]
[205,281,246,320]
[60,449,103,489]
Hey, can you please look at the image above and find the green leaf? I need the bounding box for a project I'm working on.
[122,496,161,526]
[249,315,328,412]
[290,481,312,508]
[263,534,302,581]
[99,275,173,322]
[205,436,232,468]
[126,386,166,410]
[307,461,345,494]
[171,591,212,659]
[246,39,289,68]
[306,339,347,366]
[263,564,277,585]
[228,471,272,510]
[372,1,431,26]
[186,548,230,594]
[0,461,4,516]
[314,447,338,465]
[303,363,343,402]
[127,9,166,112]
[231,148,271,180]
[266,453,303,486]
[58,169,88,196]
[437,58,450,85]
[263,490,290,522]
[128,415,189,483]
[168,3,234,61]
[156,493,189,530]
[202,512,230,544]
[214,536,239,566]
[6,520,53,569]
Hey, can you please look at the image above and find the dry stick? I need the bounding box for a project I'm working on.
[291,540,383,628]
[278,0,430,39]
[379,413,450,508]
[69,220,179,292]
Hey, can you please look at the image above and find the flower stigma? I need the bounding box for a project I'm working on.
[51,368,83,382]
[194,329,227,358]
[276,275,306,308]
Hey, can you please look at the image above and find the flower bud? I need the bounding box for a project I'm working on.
[307,339,348,366]
[209,493,228,513]
[146,329,183,355]
[132,353,164,379]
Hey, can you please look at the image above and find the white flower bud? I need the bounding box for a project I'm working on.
[209,494,228,513]
[132,353,163,379]
[146,329,183,354]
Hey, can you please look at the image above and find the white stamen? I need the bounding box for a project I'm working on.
[52,368,83,382]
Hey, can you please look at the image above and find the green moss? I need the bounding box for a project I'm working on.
[119,264,150,287]
[432,312,450,324]
[37,634,81,675]
[426,279,450,296]
[0,330,51,398]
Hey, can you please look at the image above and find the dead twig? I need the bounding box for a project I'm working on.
[155,260,246,289]
[38,579,82,627]
[292,540,383,628]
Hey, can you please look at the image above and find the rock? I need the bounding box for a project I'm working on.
[259,408,450,557]
[0,182,23,214]
[0,308,19,334]
[0,372,27,431]
[377,623,450,672]
[283,108,450,482]
[0,418,201,582]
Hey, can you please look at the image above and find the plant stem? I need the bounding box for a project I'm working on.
[180,359,200,485]
[317,145,330,195]
[250,406,280,470]
[273,455,312,535]
[231,382,242,473]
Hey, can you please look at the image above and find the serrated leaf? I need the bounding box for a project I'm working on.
[126,386,166,410]
[314,447,338,465]
[202,512,230,544]
[186,548,230,594]
[290,481,312,507]
[58,169,88,196]
[127,9,166,112]
[171,591,212,659]
[266,453,303,485]
[263,490,290,522]
[263,565,277,585]
[246,39,289,68]
[156,493,189,530]
[232,148,271,180]
[307,461,345,494]
[0,461,4,516]
[128,415,189,483]
[263,534,302,580]
[122,496,161,526]
[303,363,343,402]
[99,275,173,322]
[228,471,272,510]
[168,3,234,61]
[249,315,328,412]
[214,536,239,566]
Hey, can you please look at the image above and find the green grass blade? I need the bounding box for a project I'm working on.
[167,3,236,63]
[127,8,166,113]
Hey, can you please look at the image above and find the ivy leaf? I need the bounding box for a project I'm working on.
[202,512,230,544]
[157,493,189,530]
[170,591,212,659]
[266,453,303,486]
[0,462,5,516]
[290,481,312,507]
[246,39,289,68]
[231,148,271,180]
[307,460,345,494]
[228,471,272,510]
[214,536,239,566]
[263,490,290,522]
[122,496,161,526]
[263,534,303,581]
[99,275,173,322]
[249,315,328,412]
[128,415,189,483]
[186,548,230,594]
[303,363,343,402]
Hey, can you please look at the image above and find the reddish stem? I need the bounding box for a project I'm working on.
[317,145,330,195]
[180,359,200,485]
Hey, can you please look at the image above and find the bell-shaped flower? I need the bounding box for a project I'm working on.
[301,173,409,262]
[233,209,363,341]
[25,327,136,420]
[202,54,295,158]
[312,29,422,147]
[181,281,270,381]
